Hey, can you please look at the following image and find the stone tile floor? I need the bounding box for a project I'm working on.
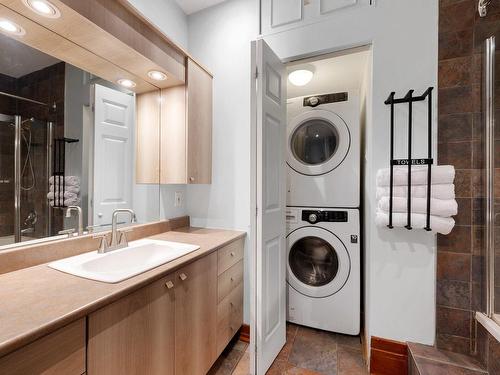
[208,323,368,375]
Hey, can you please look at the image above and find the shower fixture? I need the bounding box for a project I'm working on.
[478,0,492,17]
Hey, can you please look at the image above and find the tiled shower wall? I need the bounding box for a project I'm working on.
[437,0,500,367]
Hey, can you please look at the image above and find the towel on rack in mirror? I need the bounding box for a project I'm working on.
[49,197,81,207]
[376,184,455,200]
[49,175,81,186]
[376,165,455,187]
[49,184,80,194]
[375,210,455,235]
[47,191,78,200]
[378,196,458,217]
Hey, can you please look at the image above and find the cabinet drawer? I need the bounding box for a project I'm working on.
[216,283,243,355]
[218,238,244,276]
[0,318,86,375]
[218,260,243,303]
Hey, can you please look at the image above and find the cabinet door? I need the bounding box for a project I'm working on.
[175,252,218,375]
[87,275,176,375]
[186,58,213,184]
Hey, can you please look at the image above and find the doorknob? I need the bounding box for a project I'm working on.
[98,213,103,218]
[179,273,188,281]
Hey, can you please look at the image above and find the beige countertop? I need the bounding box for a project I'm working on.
[0,227,245,357]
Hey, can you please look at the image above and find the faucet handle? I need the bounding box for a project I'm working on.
[118,228,133,246]
[58,228,75,238]
[93,233,109,253]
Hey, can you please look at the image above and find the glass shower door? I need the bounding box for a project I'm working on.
[0,114,16,246]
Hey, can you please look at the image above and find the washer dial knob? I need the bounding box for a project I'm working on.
[308,97,320,106]
[308,213,318,223]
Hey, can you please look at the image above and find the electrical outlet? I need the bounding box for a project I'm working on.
[174,191,183,207]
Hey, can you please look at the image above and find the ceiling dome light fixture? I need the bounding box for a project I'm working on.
[288,69,314,87]
[0,19,25,36]
[23,0,61,18]
[148,70,168,81]
[117,79,137,89]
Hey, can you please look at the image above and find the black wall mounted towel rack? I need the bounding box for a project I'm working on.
[384,87,434,231]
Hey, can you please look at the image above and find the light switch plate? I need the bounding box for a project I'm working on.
[174,191,183,207]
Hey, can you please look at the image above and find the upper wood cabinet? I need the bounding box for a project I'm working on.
[87,274,176,375]
[185,58,213,184]
[175,252,218,375]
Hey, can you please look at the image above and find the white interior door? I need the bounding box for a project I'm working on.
[251,39,287,375]
[93,84,134,227]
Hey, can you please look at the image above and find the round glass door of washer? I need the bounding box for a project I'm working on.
[287,110,350,176]
[286,226,350,298]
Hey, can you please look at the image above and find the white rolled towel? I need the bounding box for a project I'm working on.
[49,184,80,194]
[376,165,455,187]
[375,209,455,235]
[376,184,455,200]
[49,197,81,207]
[47,191,78,200]
[378,196,458,217]
[49,175,81,186]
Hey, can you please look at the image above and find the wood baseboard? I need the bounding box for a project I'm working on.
[239,324,250,343]
[370,336,408,375]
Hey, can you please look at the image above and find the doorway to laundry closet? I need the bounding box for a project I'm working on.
[250,40,372,375]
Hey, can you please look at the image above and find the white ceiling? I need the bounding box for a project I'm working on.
[175,0,227,14]
[287,47,371,99]
[0,33,60,78]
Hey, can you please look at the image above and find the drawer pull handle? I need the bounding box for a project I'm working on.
[230,252,235,257]
[165,281,174,289]
[230,277,234,282]
[230,302,234,307]
[179,273,188,281]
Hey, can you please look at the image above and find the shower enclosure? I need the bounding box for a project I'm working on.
[0,92,53,246]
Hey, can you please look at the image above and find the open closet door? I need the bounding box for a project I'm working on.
[251,39,287,375]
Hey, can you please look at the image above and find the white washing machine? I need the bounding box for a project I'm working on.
[286,206,360,335]
[287,91,360,208]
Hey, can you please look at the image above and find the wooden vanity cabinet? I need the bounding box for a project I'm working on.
[174,252,218,375]
[0,319,86,375]
[87,274,176,375]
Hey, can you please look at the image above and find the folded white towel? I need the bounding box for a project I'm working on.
[376,184,455,200]
[378,196,458,217]
[49,197,81,207]
[49,184,80,194]
[376,165,455,187]
[47,191,78,200]
[375,209,455,235]
[49,176,81,186]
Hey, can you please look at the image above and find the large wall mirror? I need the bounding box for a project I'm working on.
[0,29,161,249]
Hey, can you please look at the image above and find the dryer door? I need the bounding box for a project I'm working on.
[287,110,350,176]
[286,226,351,298]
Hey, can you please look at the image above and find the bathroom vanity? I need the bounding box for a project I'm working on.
[0,222,245,375]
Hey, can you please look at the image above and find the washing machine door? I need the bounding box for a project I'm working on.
[287,109,350,176]
[286,226,351,298]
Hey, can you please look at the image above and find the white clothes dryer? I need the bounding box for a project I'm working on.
[287,91,360,208]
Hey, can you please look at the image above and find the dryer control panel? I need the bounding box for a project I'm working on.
[302,210,348,224]
[303,92,348,107]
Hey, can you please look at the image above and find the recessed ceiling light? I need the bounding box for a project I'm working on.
[117,79,137,88]
[0,20,25,36]
[148,70,168,81]
[288,69,314,87]
[23,0,61,18]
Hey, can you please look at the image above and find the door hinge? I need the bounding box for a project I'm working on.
[255,206,258,216]
[255,67,259,79]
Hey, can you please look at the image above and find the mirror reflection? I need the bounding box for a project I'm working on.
[0,33,160,247]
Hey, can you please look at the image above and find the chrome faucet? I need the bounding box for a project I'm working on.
[65,206,83,235]
[110,208,136,249]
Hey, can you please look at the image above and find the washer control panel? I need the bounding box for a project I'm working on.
[303,92,348,107]
[302,210,348,224]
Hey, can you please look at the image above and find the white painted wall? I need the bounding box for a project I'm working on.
[186,0,258,323]
[263,0,438,345]
[126,0,189,50]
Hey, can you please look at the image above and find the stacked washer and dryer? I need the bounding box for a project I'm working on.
[286,91,361,335]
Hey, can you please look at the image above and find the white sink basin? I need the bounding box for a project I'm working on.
[48,239,200,283]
